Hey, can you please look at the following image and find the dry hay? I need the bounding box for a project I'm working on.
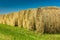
[42,7,60,33]
[0,6,60,34]
[18,10,25,27]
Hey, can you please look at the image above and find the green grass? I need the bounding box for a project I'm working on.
[0,24,60,40]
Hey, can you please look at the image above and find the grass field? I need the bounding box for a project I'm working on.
[0,24,60,40]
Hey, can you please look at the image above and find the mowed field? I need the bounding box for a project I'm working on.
[0,24,60,40]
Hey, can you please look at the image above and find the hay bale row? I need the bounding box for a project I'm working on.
[0,7,60,33]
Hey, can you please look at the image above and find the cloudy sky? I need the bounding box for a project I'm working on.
[0,0,60,14]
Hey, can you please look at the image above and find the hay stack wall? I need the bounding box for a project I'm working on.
[0,6,60,33]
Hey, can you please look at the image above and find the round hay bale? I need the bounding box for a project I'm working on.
[42,7,60,33]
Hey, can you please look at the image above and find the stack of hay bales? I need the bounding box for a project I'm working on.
[0,6,60,34]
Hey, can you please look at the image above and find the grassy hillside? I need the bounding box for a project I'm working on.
[0,24,60,40]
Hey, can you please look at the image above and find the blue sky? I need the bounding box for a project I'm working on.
[0,0,60,14]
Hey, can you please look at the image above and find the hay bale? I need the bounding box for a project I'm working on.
[0,15,4,24]
[42,7,60,33]
[26,9,37,31]
[18,10,25,27]
[23,9,37,31]
[5,13,15,26]
[23,10,29,29]
[10,12,19,26]
[5,14,10,25]
[35,8,44,33]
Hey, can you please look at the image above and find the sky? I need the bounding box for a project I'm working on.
[0,0,60,14]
